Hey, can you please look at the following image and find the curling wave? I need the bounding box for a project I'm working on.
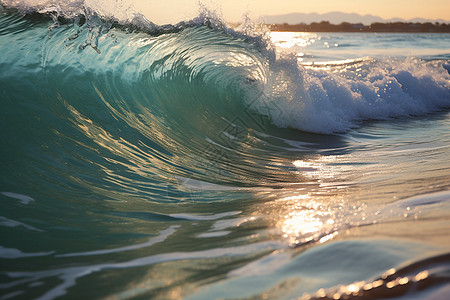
[0,1,450,190]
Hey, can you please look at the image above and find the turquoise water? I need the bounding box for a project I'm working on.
[1,3,450,300]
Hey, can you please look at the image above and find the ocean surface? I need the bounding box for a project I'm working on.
[1,2,450,300]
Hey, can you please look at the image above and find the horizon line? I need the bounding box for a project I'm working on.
[258,11,450,24]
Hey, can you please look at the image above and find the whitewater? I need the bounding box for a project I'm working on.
[1,1,450,300]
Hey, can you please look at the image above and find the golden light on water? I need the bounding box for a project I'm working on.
[292,160,320,171]
[347,283,360,293]
[292,156,342,180]
[269,32,318,49]
[305,269,434,300]
[363,279,383,291]
[268,32,317,61]
[260,155,349,246]
[414,270,429,282]
[282,210,323,241]
[318,231,338,243]
[276,193,339,245]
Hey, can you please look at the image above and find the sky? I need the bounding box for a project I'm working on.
[135,0,450,24]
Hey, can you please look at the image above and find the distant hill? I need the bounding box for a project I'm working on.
[269,22,450,33]
[259,12,450,25]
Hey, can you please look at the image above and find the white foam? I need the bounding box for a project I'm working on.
[196,231,231,238]
[259,57,450,134]
[1,192,34,204]
[57,225,179,257]
[0,246,53,259]
[170,211,241,221]
[0,217,43,232]
[1,0,136,21]
[394,190,450,209]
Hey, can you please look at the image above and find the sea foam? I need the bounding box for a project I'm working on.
[259,56,450,133]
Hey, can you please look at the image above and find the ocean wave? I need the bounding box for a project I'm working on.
[2,1,449,133]
[2,3,450,300]
[1,3,450,189]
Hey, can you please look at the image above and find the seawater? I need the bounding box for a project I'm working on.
[1,2,450,300]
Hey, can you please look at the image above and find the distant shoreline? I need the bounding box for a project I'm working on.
[268,21,450,33]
